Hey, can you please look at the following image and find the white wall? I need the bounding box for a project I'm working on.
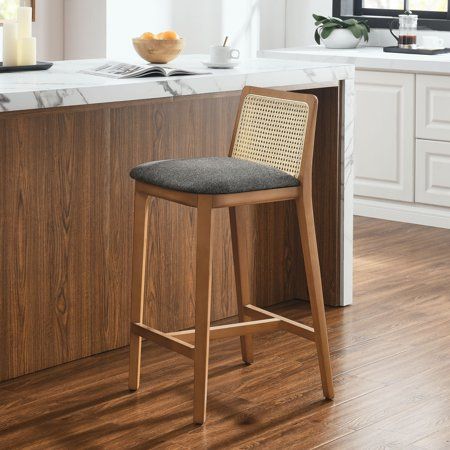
[64,0,106,59]
[107,0,220,58]
[2,0,284,62]
[64,0,286,60]
[285,0,331,47]
[5,0,450,62]
[0,0,63,61]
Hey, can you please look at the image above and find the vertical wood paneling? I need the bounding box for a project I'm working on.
[0,109,110,380]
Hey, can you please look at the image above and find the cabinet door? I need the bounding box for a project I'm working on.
[417,74,450,142]
[355,70,415,202]
[416,139,450,207]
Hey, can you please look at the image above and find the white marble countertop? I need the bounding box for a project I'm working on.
[260,46,450,75]
[0,54,353,112]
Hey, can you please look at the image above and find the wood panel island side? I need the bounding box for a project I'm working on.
[0,56,354,381]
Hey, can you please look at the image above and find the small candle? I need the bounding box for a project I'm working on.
[18,37,36,66]
[2,21,19,67]
[18,6,32,39]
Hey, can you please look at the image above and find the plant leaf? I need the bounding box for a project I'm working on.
[313,14,327,22]
[321,27,334,40]
[313,14,371,41]
[330,17,344,24]
[314,28,321,45]
[349,24,363,39]
[362,26,369,42]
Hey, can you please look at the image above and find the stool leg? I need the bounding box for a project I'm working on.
[128,189,150,391]
[296,194,334,400]
[229,207,254,364]
[193,196,213,425]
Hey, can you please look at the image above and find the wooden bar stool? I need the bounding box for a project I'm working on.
[128,86,334,424]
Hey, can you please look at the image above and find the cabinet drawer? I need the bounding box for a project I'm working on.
[417,74,450,141]
[416,139,450,207]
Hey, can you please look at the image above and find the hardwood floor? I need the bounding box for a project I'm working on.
[0,216,449,449]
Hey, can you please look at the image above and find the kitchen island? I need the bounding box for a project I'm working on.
[0,55,354,381]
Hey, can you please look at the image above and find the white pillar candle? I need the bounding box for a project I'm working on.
[18,6,32,39]
[18,37,36,66]
[2,21,19,67]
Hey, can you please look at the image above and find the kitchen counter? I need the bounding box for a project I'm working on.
[0,55,353,381]
[260,46,450,74]
[0,55,353,112]
[260,47,450,230]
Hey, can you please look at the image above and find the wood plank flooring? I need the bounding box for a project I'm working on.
[0,216,449,449]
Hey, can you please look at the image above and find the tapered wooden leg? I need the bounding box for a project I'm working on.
[193,196,214,424]
[296,194,334,400]
[229,207,254,364]
[128,188,150,391]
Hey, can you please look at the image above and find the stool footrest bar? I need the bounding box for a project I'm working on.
[131,322,195,359]
[170,318,282,344]
[244,305,315,341]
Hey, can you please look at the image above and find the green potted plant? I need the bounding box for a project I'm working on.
[313,14,370,49]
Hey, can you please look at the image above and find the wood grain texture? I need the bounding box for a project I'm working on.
[0,88,341,381]
[0,217,449,448]
[193,195,214,424]
[128,189,150,390]
[0,109,111,381]
[229,206,254,364]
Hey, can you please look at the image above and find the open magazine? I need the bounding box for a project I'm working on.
[80,61,209,79]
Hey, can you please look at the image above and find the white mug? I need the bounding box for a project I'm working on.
[421,35,444,49]
[209,45,240,65]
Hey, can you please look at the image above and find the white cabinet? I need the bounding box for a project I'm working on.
[417,74,450,142]
[354,71,415,202]
[416,139,450,207]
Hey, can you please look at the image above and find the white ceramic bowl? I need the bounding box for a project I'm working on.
[322,29,361,49]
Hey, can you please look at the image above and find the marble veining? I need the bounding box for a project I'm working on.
[0,94,11,112]
[340,78,354,306]
[0,55,353,112]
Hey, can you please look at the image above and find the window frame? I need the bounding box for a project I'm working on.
[333,0,450,31]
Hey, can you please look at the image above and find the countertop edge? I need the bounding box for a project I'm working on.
[259,47,450,75]
[0,57,354,113]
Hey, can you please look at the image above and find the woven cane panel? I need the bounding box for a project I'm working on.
[232,94,309,177]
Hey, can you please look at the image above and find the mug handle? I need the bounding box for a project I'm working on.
[230,49,240,59]
[389,19,399,43]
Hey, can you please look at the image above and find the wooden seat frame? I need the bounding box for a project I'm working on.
[128,87,334,425]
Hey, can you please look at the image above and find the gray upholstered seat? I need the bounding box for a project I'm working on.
[130,157,300,195]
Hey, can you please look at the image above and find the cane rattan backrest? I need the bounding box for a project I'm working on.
[231,91,311,178]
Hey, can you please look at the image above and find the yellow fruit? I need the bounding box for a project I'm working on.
[140,32,155,40]
[156,30,179,40]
